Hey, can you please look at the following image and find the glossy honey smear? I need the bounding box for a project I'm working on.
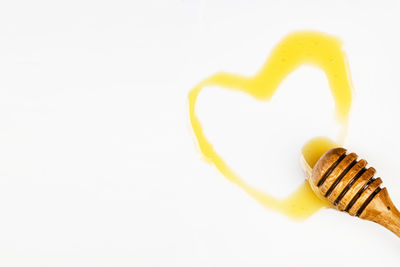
[188,31,353,219]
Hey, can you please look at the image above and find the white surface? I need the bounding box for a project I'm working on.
[0,0,399,266]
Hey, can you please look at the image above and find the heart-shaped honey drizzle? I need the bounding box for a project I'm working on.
[188,31,353,219]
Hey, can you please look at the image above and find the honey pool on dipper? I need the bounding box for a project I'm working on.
[188,31,353,219]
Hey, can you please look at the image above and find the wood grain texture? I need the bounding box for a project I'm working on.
[360,188,400,237]
[307,147,400,238]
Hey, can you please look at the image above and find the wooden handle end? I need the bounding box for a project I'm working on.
[359,188,400,238]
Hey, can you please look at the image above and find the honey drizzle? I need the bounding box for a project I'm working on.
[188,31,353,219]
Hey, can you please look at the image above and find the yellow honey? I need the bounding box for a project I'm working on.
[188,31,353,219]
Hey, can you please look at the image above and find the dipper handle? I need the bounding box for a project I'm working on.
[359,187,400,238]
[306,147,400,238]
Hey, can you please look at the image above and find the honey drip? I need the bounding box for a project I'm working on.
[188,31,353,219]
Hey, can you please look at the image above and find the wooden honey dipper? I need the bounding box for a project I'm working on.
[304,147,400,237]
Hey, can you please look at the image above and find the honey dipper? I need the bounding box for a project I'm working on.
[304,147,400,237]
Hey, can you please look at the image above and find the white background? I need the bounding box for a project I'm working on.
[0,0,399,266]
